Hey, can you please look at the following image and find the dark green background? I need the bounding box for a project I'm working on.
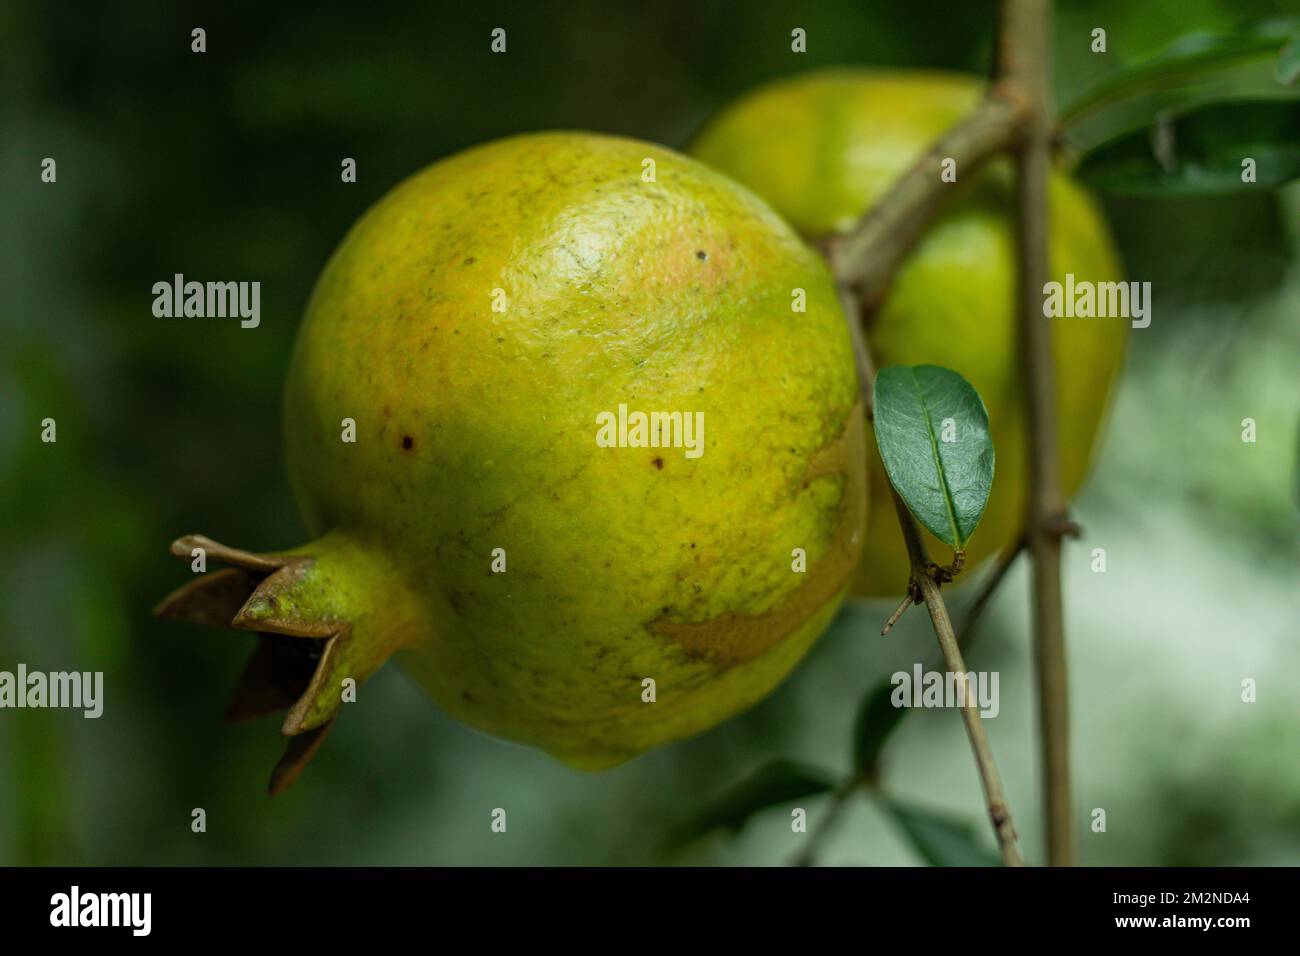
[2,0,1297,865]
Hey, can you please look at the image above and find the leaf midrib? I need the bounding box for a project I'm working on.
[907,367,962,548]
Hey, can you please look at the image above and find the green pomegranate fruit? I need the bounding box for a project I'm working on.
[156,131,865,792]
[692,68,1128,596]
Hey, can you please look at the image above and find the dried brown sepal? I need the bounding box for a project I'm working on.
[268,719,337,797]
[168,534,288,573]
[153,567,261,628]
[225,634,324,724]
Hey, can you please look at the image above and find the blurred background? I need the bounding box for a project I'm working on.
[1,0,1296,865]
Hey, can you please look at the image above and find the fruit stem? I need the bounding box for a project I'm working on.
[839,284,1025,867]
[887,486,1025,866]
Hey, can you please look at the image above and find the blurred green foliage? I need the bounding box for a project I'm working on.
[1,0,1297,865]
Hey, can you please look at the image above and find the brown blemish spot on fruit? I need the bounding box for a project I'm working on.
[649,400,866,668]
[696,250,707,261]
[401,435,414,451]
[463,257,476,266]
[652,456,664,469]
[447,589,473,615]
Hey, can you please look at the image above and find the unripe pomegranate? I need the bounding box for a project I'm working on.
[157,132,865,792]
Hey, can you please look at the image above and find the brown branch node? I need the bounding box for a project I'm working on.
[1044,511,1082,540]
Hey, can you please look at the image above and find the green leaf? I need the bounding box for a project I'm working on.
[851,680,904,777]
[1060,20,1300,157]
[1074,99,1300,195]
[1278,35,1300,84]
[884,797,1001,867]
[668,759,836,846]
[872,365,994,550]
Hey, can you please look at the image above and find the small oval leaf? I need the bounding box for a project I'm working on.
[872,365,994,550]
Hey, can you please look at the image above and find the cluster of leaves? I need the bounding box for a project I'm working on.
[667,729,999,866]
[1063,19,1300,194]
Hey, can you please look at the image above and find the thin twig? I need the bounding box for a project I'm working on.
[881,587,920,636]
[1001,0,1074,867]
[840,283,1025,867]
[956,535,1026,651]
[790,777,864,867]
[885,489,1025,867]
